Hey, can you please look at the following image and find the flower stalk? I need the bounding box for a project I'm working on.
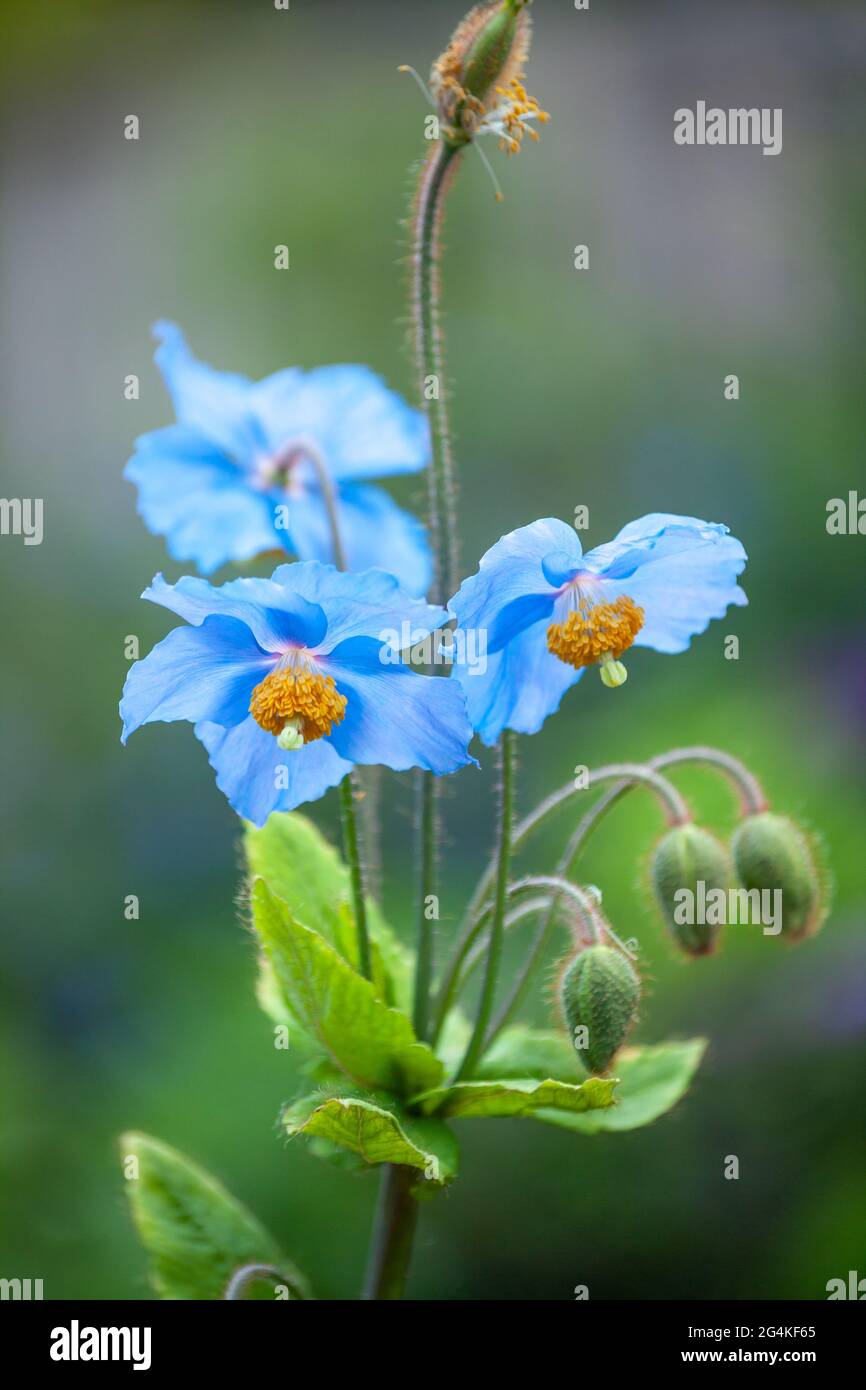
[339,775,372,981]
[361,1164,420,1301]
[453,729,516,1080]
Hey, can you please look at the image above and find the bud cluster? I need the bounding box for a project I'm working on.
[430,1,548,153]
[548,753,828,1078]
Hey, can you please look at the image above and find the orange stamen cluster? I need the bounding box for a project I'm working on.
[249,667,347,744]
[547,597,645,671]
[495,79,549,153]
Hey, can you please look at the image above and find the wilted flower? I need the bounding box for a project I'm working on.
[120,563,475,824]
[448,513,748,744]
[401,0,548,166]
[125,323,432,594]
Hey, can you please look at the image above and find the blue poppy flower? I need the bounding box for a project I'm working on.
[125,322,432,594]
[448,513,748,745]
[120,562,476,824]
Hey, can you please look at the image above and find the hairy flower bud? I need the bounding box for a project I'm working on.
[651,824,730,957]
[731,812,826,941]
[430,1,547,154]
[559,943,640,1075]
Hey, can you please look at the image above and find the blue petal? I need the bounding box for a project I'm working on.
[268,562,447,652]
[452,616,583,746]
[448,518,580,654]
[153,321,265,463]
[142,573,327,653]
[323,637,477,774]
[196,716,352,824]
[126,425,278,573]
[120,616,270,743]
[281,482,432,597]
[583,515,748,654]
[251,364,430,480]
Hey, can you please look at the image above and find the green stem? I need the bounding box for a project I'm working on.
[483,779,655,1048]
[453,730,515,1081]
[432,762,686,1044]
[652,746,768,816]
[362,137,465,1305]
[410,140,463,1038]
[412,770,437,1040]
[339,775,372,980]
[413,139,462,606]
[480,749,766,1045]
[360,1165,419,1300]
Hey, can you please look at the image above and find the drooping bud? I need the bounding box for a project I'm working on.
[651,824,730,957]
[731,812,826,941]
[559,943,640,1075]
[461,1,530,108]
[430,2,546,153]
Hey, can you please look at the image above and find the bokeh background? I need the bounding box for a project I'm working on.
[1,0,864,1300]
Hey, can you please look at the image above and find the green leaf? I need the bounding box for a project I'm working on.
[120,1132,309,1300]
[475,1026,579,1082]
[283,1094,458,1187]
[251,879,443,1096]
[413,1074,617,1119]
[245,811,412,1010]
[534,1039,707,1134]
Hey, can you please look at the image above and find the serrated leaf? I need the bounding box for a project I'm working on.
[283,1094,458,1187]
[534,1039,707,1134]
[120,1132,309,1300]
[413,1074,617,1119]
[245,811,412,1011]
[251,879,443,1097]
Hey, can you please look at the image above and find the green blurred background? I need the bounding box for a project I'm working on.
[1,0,864,1300]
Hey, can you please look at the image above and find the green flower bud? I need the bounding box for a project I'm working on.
[731,812,826,941]
[461,1,530,108]
[430,2,546,153]
[651,824,730,957]
[559,944,640,1075]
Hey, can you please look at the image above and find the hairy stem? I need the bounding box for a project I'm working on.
[453,730,516,1081]
[652,745,768,816]
[273,439,347,571]
[339,775,372,980]
[364,136,465,1306]
[413,140,462,605]
[483,774,674,1048]
[412,770,437,1040]
[360,1165,420,1301]
[433,762,686,1044]
[410,140,463,1036]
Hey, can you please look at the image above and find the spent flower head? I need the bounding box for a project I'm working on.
[402,0,548,181]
